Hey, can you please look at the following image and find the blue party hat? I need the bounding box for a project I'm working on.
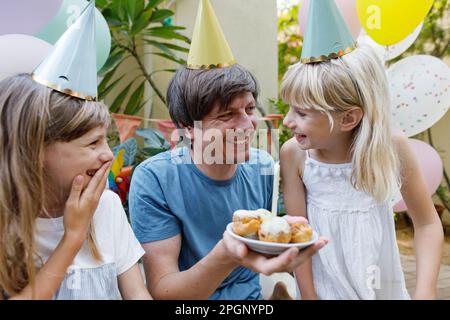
[32,0,97,100]
[301,0,356,64]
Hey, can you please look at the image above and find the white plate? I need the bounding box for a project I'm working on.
[226,222,319,256]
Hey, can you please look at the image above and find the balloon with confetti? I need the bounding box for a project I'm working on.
[388,55,450,137]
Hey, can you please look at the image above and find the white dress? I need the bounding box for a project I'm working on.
[298,151,410,300]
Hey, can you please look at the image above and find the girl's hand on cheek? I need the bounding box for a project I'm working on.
[63,161,112,243]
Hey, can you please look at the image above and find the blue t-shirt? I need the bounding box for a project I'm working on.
[129,147,274,300]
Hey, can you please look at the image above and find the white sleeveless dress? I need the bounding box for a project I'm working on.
[299,151,410,300]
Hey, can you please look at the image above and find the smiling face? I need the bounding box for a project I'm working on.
[192,91,257,164]
[283,105,341,150]
[43,125,114,197]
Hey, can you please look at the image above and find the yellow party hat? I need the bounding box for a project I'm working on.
[187,0,235,69]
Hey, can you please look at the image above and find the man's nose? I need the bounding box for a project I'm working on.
[236,113,256,131]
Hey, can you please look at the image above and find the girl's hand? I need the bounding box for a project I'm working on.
[63,161,112,242]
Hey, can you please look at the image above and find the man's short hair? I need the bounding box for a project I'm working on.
[167,64,260,128]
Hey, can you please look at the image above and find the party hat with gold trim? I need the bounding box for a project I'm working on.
[32,0,97,100]
[187,0,235,69]
[301,0,356,64]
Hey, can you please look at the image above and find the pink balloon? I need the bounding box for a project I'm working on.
[393,139,444,212]
[298,0,361,39]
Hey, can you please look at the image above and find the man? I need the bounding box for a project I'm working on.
[128,0,327,300]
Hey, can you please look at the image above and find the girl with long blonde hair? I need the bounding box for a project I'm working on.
[0,74,151,299]
[280,45,443,299]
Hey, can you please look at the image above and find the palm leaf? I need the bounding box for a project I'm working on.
[124,81,145,115]
[109,81,134,113]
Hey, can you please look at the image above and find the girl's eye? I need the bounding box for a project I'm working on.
[246,106,256,113]
[89,140,99,146]
[295,110,306,117]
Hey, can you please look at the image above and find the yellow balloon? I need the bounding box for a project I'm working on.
[357,0,433,45]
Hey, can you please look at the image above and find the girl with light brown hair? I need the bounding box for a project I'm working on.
[0,74,151,300]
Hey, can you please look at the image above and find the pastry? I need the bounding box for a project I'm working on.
[258,216,291,243]
[289,222,313,243]
[232,209,265,237]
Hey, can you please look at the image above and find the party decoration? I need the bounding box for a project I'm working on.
[0,34,52,81]
[112,113,142,143]
[393,139,443,212]
[32,0,98,101]
[356,0,433,45]
[109,149,125,190]
[299,0,361,39]
[36,0,111,71]
[0,0,62,35]
[388,55,450,137]
[301,0,356,63]
[357,22,423,62]
[187,0,235,69]
[108,149,132,203]
[156,119,179,149]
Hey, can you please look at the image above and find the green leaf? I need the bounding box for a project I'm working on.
[120,138,138,166]
[136,128,171,150]
[146,0,166,10]
[146,27,189,42]
[98,67,116,93]
[109,81,134,113]
[96,0,108,9]
[111,0,127,22]
[102,8,123,28]
[125,98,150,116]
[150,9,174,23]
[150,52,186,65]
[99,74,126,101]
[127,0,136,21]
[124,81,145,115]
[150,25,186,31]
[130,8,153,35]
[98,49,125,76]
[144,39,189,53]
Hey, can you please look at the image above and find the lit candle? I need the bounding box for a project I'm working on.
[271,161,280,217]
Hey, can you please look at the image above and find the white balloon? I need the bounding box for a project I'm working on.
[386,22,423,61]
[0,34,53,81]
[388,55,450,137]
[357,22,423,62]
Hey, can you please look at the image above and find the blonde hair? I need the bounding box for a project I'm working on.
[0,74,110,297]
[281,45,400,203]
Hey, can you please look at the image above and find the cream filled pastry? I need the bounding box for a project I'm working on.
[232,209,264,237]
[290,222,313,243]
[258,216,292,243]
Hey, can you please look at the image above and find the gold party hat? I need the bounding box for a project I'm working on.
[187,0,235,69]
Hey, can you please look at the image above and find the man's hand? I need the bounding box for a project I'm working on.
[222,216,327,275]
